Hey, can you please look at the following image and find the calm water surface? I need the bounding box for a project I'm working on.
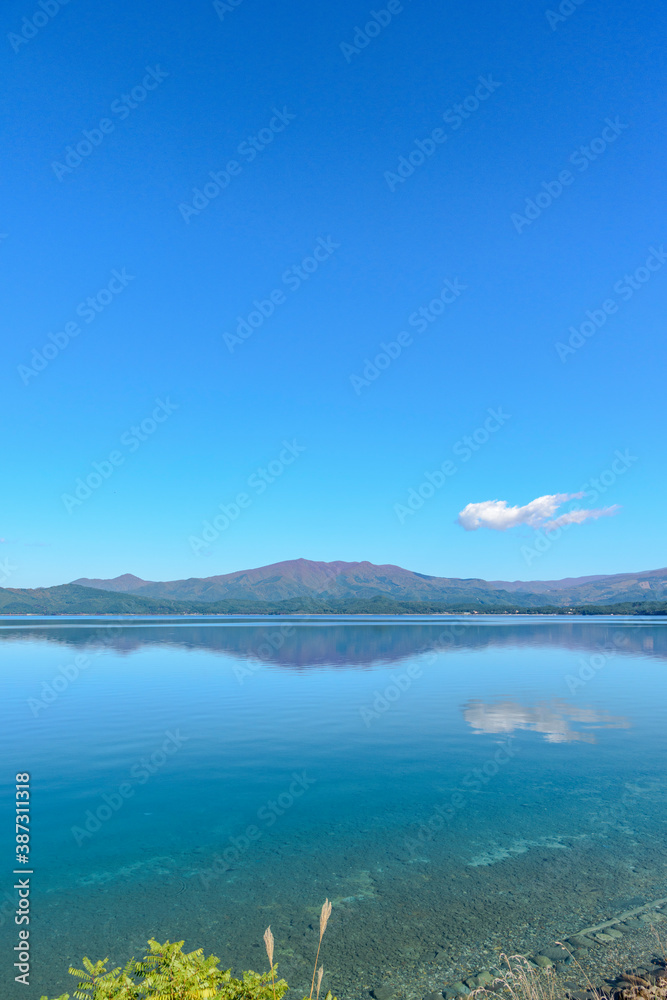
[1,617,666,999]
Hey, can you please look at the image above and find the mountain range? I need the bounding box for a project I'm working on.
[72,558,667,607]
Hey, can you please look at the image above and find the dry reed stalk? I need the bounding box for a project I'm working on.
[555,941,607,1000]
[476,954,558,1000]
[476,951,607,1000]
[310,900,332,1000]
[316,965,324,1000]
[263,925,276,1000]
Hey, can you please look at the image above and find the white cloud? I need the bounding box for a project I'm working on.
[457,492,619,532]
[544,505,620,530]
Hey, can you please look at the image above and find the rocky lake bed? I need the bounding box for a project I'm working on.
[363,902,667,1000]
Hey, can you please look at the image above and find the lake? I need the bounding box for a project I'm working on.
[1,616,666,1000]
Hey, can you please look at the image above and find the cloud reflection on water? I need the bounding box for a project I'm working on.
[462,697,630,743]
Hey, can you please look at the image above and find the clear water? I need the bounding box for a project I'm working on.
[1,617,666,999]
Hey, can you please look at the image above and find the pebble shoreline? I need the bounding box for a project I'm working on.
[366,901,667,1000]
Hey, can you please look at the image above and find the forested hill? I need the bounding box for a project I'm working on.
[0,583,665,617]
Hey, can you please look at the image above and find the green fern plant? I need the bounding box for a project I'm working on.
[40,904,337,1000]
[133,938,231,999]
[41,938,292,1000]
[68,955,136,1000]
[38,954,134,1000]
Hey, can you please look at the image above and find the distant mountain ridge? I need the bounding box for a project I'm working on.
[72,558,667,607]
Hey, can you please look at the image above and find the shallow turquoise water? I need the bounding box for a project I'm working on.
[1,617,666,999]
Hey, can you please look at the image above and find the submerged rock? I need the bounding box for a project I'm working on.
[567,935,594,949]
[541,946,571,961]
[533,955,554,968]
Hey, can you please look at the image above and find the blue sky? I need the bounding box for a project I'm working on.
[2,0,665,588]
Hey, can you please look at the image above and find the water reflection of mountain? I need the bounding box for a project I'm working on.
[0,619,664,667]
[462,698,630,743]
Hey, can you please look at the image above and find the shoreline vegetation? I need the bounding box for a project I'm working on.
[40,901,337,1000]
[1,583,667,617]
[37,901,667,1000]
